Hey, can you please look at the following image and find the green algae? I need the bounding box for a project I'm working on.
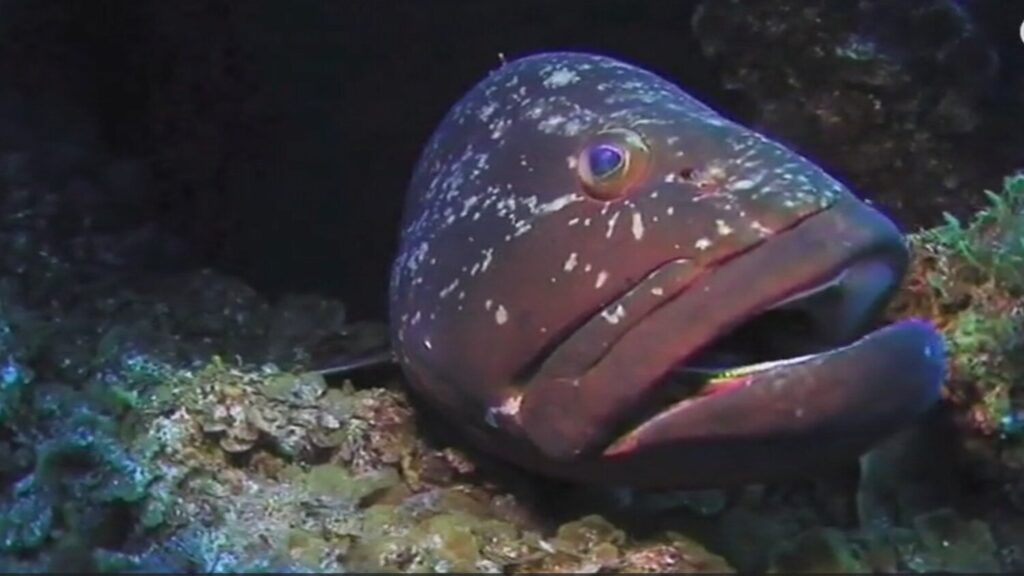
[896,174,1024,440]
[892,173,1024,528]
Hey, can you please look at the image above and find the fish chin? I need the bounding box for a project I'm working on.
[605,318,946,457]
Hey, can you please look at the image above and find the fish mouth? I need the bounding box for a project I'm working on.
[600,255,923,453]
[647,258,902,415]
[519,195,946,467]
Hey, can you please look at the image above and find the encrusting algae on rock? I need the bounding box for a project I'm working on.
[891,174,1024,498]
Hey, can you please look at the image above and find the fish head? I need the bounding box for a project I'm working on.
[389,52,945,488]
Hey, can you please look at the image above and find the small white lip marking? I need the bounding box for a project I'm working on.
[485,394,523,427]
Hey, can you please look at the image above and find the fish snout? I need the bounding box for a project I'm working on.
[766,194,911,349]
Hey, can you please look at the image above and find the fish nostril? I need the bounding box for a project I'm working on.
[677,167,696,181]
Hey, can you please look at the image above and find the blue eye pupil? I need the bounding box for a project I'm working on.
[588,145,624,179]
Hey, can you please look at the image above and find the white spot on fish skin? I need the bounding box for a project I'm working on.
[536,193,580,215]
[606,211,620,238]
[538,114,567,133]
[439,279,460,299]
[695,237,712,250]
[631,212,645,240]
[478,102,498,121]
[564,252,579,272]
[751,220,772,236]
[460,195,481,217]
[404,241,430,274]
[495,305,509,325]
[567,155,578,169]
[666,206,675,216]
[584,263,593,273]
[562,117,587,136]
[485,299,493,310]
[595,270,609,288]
[601,303,627,324]
[542,67,580,88]
[729,178,756,191]
[424,338,433,350]
[484,394,523,428]
[481,248,494,271]
[716,219,734,236]
[650,286,664,296]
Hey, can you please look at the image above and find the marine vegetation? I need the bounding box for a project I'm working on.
[891,173,1024,509]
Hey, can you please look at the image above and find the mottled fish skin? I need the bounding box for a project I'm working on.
[393,54,839,391]
[388,52,940,488]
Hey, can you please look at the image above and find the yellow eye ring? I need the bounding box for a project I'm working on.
[577,128,651,200]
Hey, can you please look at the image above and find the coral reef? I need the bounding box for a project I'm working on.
[888,174,1024,571]
[894,174,1024,445]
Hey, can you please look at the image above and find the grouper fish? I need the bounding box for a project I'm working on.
[388,52,946,489]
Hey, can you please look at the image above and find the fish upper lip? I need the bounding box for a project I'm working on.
[529,197,905,387]
[517,194,909,459]
[591,197,908,412]
[523,208,827,386]
[600,248,904,440]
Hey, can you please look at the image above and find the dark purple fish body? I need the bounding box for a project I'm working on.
[389,53,945,489]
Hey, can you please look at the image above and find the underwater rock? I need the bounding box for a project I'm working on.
[905,508,1002,572]
[693,0,1020,229]
[768,527,869,573]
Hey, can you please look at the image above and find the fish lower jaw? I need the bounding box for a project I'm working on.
[604,318,946,458]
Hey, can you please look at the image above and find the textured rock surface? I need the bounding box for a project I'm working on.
[693,0,1024,230]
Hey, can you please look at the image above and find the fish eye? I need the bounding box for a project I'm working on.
[577,128,651,200]
[588,145,625,179]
